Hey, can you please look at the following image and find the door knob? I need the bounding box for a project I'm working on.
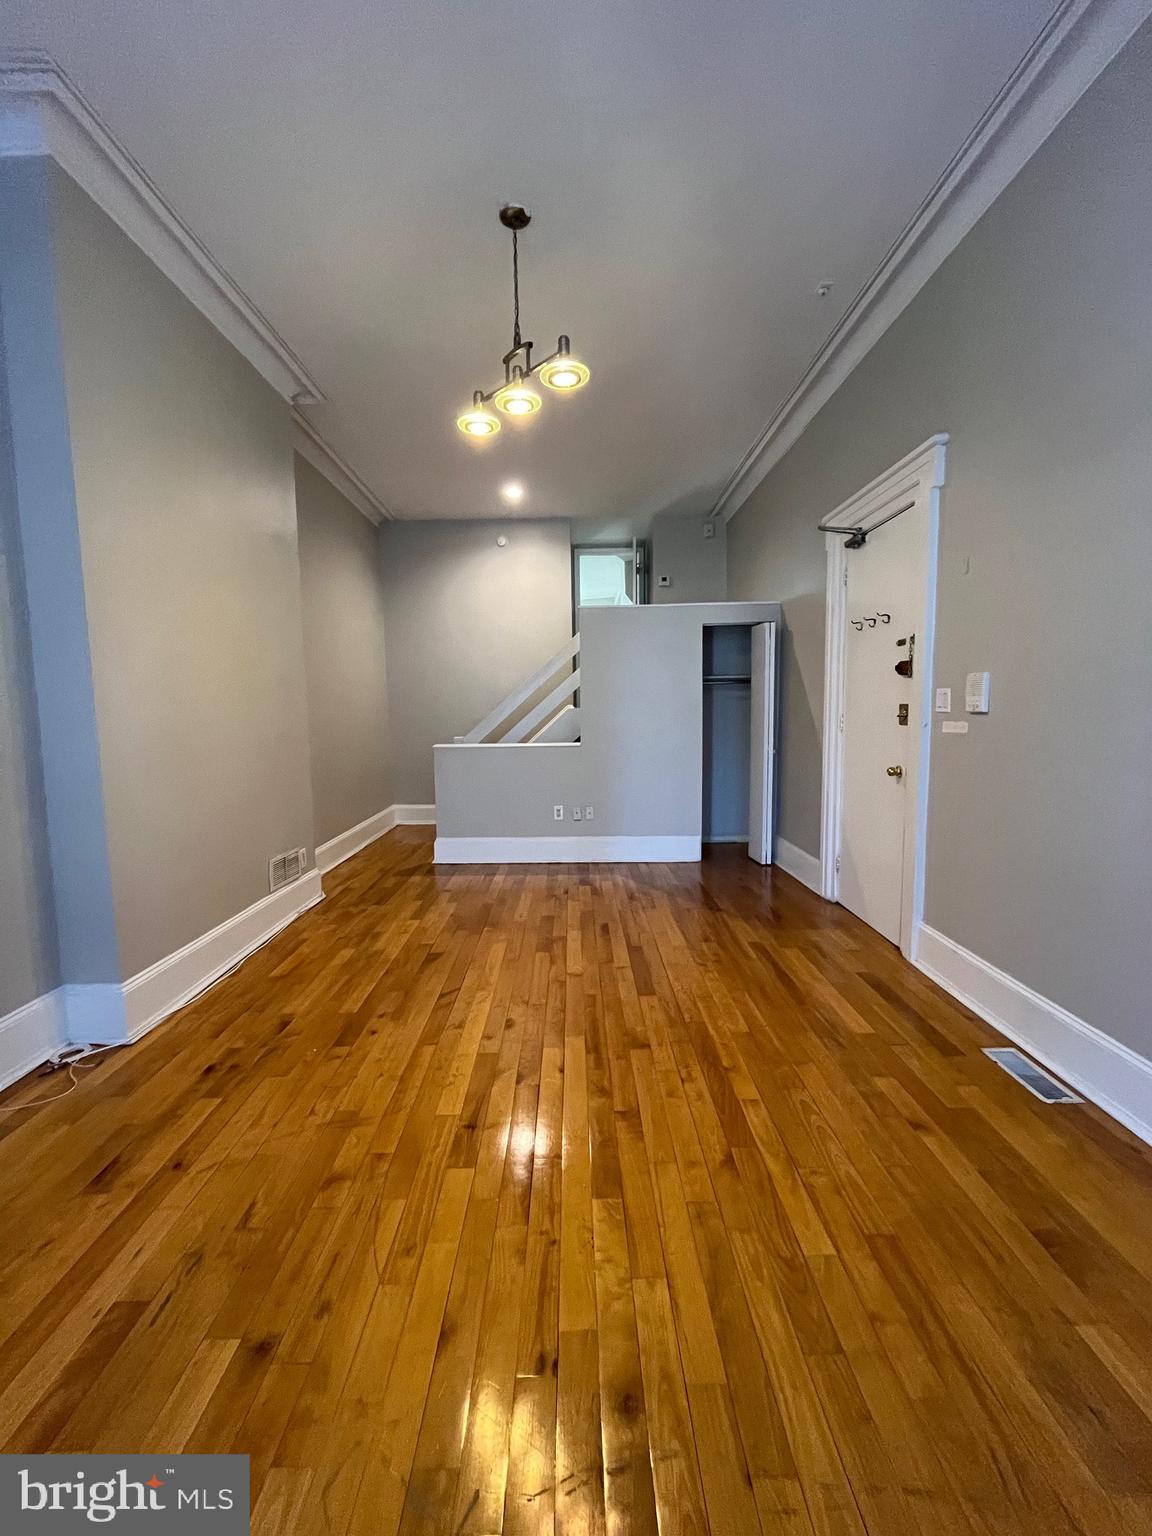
[886,765,903,778]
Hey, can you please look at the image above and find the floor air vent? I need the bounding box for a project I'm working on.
[983,1047,1081,1104]
[269,848,307,892]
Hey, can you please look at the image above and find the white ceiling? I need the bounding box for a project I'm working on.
[6,0,1056,523]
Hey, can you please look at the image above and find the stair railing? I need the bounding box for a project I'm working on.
[459,632,580,744]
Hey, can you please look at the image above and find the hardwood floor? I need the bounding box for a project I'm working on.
[3,829,1152,1535]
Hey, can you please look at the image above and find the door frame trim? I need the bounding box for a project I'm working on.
[820,434,948,957]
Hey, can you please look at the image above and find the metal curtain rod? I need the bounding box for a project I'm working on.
[818,497,916,548]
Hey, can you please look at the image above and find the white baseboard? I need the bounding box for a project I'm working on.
[434,834,700,864]
[395,803,436,826]
[316,805,397,872]
[915,923,1152,1147]
[63,983,128,1043]
[774,836,822,893]
[113,870,324,1044]
[315,803,437,874]
[0,990,68,1092]
[0,873,325,1088]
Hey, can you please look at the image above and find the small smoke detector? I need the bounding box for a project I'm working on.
[816,282,833,297]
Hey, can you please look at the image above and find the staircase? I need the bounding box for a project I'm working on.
[458,633,580,744]
[434,599,781,864]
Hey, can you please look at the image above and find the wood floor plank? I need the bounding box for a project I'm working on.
[1,830,1151,1534]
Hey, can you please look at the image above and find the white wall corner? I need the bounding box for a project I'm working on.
[915,923,1152,1148]
[774,837,822,894]
[0,990,69,1091]
[434,834,700,864]
[713,0,1152,522]
[316,805,398,872]
[0,50,324,405]
[395,804,437,826]
[292,410,391,525]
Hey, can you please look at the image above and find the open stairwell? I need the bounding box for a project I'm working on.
[457,632,580,744]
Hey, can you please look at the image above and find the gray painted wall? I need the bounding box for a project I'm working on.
[650,513,726,603]
[380,519,573,804]
[0,307,59,1014]
[296,454,393,845]
[0,157,122,998]
[50,168,316,979]
[727,22,1152,1056]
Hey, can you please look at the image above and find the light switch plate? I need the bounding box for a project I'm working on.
[942,720,969,734]
[935,687,952,713]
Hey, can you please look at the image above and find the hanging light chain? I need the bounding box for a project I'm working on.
[512,228,522,351]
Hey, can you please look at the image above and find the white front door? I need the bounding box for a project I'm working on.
[838,515,924,944]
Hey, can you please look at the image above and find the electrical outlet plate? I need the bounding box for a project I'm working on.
[572,806,583,822]
[584,805,594,821]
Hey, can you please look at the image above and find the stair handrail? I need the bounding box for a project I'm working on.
[459,632,580,743]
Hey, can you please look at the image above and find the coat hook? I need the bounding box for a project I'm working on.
[864,616,877,628]
[877,612,891,623]
[851,619,864,631]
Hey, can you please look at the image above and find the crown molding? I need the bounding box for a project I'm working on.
[0,50,324,405]
[714,0,1152,524]
[292,410,392,524]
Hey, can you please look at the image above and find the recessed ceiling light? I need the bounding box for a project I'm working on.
[501,481,525,504]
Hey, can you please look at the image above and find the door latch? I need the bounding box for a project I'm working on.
[897,703,909,725]
[895,632,915,678]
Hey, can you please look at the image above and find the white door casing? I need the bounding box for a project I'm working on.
[821,436,947,957]
[748,621,777,865]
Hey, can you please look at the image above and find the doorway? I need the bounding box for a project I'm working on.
[702,622,776,864]
[820,437,947,955]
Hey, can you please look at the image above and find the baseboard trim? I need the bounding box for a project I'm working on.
[316,806,397,872]
[434,834,700,864]
[112,870,324,1046]
[1,874,326,1088]
[0,990,68,1092]
[774,837,822,894]
[395,804,436,826]
[915,923,1152,1147]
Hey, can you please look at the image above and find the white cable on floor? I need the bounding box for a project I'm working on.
[0,1041,123,1113]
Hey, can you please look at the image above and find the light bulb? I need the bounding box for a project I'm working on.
[501,481,525,504]
[494,379,542,417]
[456,404,500,439]
[540,357,590,392]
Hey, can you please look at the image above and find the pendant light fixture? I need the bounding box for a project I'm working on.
[456,204,590,440]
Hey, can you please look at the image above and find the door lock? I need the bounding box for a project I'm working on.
[886,765,904,778]
[894,632,915,678]
[897,703,909,725]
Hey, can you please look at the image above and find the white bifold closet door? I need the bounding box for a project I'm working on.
[748,621,776,865]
